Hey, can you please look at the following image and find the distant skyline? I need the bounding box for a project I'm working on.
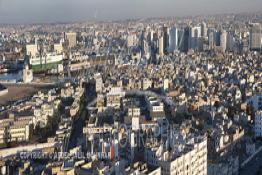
[0,0,262,24]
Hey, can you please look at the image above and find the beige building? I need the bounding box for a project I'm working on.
[54,43,63,54]
[9,124,30,142]
[22,65,33,83]
[142,79,152,90]
[65,32,77,48]
[26,44,38,57]
[0,114,32,144]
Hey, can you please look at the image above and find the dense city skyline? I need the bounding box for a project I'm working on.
[0,0,262,23]
[0,1,262,174]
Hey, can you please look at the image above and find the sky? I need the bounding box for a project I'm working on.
[0,0,261,24]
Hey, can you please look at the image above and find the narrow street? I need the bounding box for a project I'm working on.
[68,81,96,150]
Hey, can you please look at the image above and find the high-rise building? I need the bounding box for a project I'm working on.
[208,30,215,49]
[220,30,228,52]
[249,24,261,51]
[201,22,208,38]
[143,40,150,59]
[190,26,201,50]
[168,27,178,53]
[65,32,77,48]
[163,26,169,53]
[179,27,190,53]
[158,36,164,56]
[214,30,221,47]
[227,32,235,52]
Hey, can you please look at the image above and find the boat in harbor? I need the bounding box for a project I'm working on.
[29,53,63,72]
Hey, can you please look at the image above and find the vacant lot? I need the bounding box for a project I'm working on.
[0,85,50,106]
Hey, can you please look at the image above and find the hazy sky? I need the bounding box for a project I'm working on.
[0,0,261,24]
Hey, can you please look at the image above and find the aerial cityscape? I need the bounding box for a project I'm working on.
[0,1,262,175]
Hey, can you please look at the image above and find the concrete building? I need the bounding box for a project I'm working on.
[169,27,178,53]
[22,65,33,83]
[146,96,165,120]
[94,73,103,93]
[255,111,262,138]
[0,114,32,144]
[190,26,201,50]
[54,43,63,54]
[249,95,262,111]
[65,32,77,48]
[220,30,228,52]
[158,36,164,56]
[201,22,208,38]
[159,137,207,175]
[125,162,161,175]
[249,24,261,51]
[127,34,137,48]
[106,87,125,109]
[142,78,152,90]
[26,44,38,58]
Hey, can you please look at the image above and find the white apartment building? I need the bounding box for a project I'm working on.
[0,118,31,144]
[163,79,169,91]
[0,128,6,144]
[145,96,165,120]
[95,73,103,93]
[128,108,141,117]
[33,104,55,128]
[9,124,30,142]
[159,137,207,175]
[106,87,125,109]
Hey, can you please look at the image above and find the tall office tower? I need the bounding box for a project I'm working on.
[139,30,145,55]
[179,27,190,53]
[150,30,155,42]
[249,24,261,51]
[227,32,235,52]
[146,30,154,43]
[143,40,150,59]
[214,30,221,46]
[208,30,215,49]
[201,22,208,38]
[190,26,201,50]
[168,27,178,53]
[220,30,228,52]
[158,36,164,56]
[163,26,169,53]
[65,32,77,48]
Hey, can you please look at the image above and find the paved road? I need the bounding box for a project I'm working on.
[67,82,95,150]
[240,148,262,175]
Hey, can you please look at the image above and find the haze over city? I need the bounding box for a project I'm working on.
[0,0,262,175]
[0,0,262,23]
